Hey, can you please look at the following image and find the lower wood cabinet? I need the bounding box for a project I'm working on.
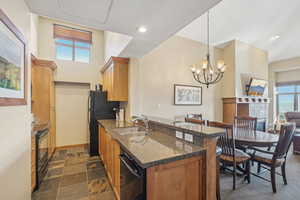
[31,135,36,192]
[99,125,205,200]
[99,126,121,200]
[147,156,205,200]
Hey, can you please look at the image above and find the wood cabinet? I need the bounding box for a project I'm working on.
[147,156,205,200]
[31,56,57,158]
[99,126,121,200]
[31,135,36,192]
[101,57,129,101]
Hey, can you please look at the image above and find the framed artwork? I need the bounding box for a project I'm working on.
[174,84,202,105]
[0,9,27,106]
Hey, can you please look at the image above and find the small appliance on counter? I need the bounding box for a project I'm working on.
[114,108,125,122]
[88,86,119,156]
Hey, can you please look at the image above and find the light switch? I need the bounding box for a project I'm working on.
[176,131,183,139]
[184,133,193,142]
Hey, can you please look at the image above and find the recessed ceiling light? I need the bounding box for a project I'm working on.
[138,26,147,33]
[270,35,280,41]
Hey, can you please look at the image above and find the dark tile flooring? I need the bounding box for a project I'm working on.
[32,146,116,200]
[33,146,300,200]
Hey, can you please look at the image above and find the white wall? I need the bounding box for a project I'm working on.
[221,40,269,98]
[0,0,37,199]
[103,31,132,62]
[234,40,269,97]
[38,17,104,86]
[221,41,235,98]
[55,84,90,147]
[127,36,223,121]
[30,13,39,56]
[37,17,105,147]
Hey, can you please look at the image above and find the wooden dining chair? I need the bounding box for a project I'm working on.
[185,114,205,125]
[234,116,257,151]
[250,123,296,193]
[186,113,202,120]
[208,121,251,190]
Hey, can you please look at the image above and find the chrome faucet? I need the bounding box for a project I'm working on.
[131,115,150,130]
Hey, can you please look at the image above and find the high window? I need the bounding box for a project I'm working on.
[276,82,300,115]
[54,24,92,63]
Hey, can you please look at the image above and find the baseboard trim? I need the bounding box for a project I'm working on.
[56,143,88,150]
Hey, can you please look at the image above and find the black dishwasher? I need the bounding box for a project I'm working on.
[120,148,146,200]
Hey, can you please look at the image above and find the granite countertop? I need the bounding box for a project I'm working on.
[147,116,225,137]
[98,119,206,168]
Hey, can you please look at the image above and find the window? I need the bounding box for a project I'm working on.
[276,82,300,115]
[54,25,92,63]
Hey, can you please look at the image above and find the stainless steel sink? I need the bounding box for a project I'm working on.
[112,126,148,135]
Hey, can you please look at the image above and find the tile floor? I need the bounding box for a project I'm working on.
[32,146,116,200]
[33,146,300,200]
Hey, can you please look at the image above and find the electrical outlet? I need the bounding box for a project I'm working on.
[184,133,193,142]
[176,131,183,139]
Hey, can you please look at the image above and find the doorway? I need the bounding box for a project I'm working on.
[55,82,90,147]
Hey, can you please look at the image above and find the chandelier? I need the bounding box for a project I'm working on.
[190,10,226,88]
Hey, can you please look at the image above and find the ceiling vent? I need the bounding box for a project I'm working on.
[57,0,113,24]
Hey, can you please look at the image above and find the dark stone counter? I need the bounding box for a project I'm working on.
[98,119,206,168]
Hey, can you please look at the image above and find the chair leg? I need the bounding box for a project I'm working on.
[257,162,261,174]
[271,166,277,193]
[246,160,251,183]
[216,159,221,200]
[281,162,288,185]
[233,163,236,190]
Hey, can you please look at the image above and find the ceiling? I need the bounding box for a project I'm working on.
[25,0,222,58]
[177,0,300,62]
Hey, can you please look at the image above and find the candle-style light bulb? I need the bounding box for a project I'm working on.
[221,65,226,72]
[196,69,201,74]
[217,60,224,69]
[190,65,196,72]
[202,60,208,69]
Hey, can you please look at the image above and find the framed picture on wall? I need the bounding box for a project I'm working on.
[174,84,202,105]
[0,9,27,106]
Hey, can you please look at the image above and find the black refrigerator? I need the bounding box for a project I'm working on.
[88,89,119,156]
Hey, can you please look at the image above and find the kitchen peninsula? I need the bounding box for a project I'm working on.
[98,116,224,200]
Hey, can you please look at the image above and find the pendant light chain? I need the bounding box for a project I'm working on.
[190,10,226,88]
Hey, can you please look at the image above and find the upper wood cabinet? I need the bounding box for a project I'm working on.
[101,57,129,101]
[31,56,57,158]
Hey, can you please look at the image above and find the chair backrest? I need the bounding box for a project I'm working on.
[234,116,257,137]
[186,114,202,120]
[208,121,235,157]
[285,112,300,127]
[185,118,206,125]
[274,123,296,160]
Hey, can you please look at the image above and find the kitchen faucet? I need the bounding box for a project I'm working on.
[131,115,150,130]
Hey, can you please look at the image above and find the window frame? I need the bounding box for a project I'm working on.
[276,81,300,115]
[55,37,91,63]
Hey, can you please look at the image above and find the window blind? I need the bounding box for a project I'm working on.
[53,24,92,44]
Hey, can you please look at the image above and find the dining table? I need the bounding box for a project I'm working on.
[234,130,279,148]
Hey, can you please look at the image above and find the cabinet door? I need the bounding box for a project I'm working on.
[107,65,114,101]
[100,127,106,161]
[31,136,36,192]
[113,62,128,101]
[49,74,56,157]
[113,140,120,197]
[98,127,101,156]
[147,156,205,200]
